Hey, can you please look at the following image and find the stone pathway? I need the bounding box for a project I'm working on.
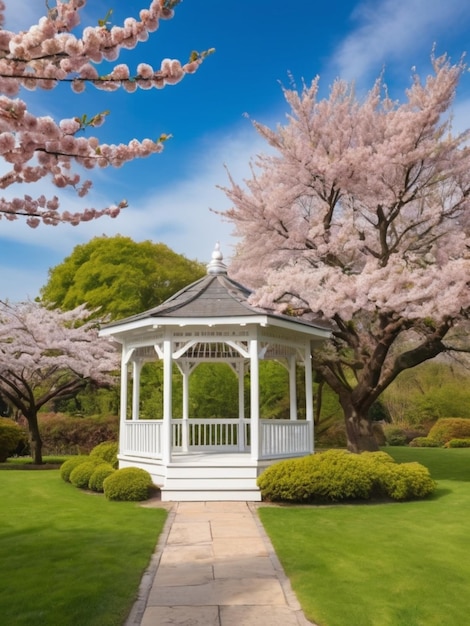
[125,501,316,626]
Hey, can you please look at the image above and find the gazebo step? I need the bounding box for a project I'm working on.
[118,453,275,501]
[166,464,260,480]
[160,487,262,502]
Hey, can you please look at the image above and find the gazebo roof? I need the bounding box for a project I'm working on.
[100,245,330,339]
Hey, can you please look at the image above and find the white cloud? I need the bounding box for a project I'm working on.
[0,125,268,301]
[330,0,468,83]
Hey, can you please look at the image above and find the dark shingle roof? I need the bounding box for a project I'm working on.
[102,243,330,335]
[102,271,330,334]
[103,274,259,328]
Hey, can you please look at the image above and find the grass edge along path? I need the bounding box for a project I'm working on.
[258,447,470,626]
[0,470,167,626]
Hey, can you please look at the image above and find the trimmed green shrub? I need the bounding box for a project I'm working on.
[103,467,153,501]
[379,462,436,501]
[383,425,408,446]
[90,441,119,468]
[60,455,90,482]
[38,413,118,455]
[409,436,440,447]
[445,438,470,448]
[256,456,319,502]
[88,463,115,492]
[69,458,103,489]
[0,417,26,462]
[383,423,429,446]
[257,449,436,503]
[427,418,470,446]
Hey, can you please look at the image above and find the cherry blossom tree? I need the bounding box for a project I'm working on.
[0,0,211,227]
[0,300,118,463]
[221,53,470,452]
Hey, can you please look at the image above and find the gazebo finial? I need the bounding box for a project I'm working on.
[207,242,227,275]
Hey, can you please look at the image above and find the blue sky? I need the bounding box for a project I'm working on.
[1,0,469,302]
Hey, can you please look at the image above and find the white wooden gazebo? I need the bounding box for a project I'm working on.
[99,245,330,501]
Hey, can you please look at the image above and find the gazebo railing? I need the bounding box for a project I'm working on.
[260,419,312,459]
[172,418,250,451]
[121,420,163,459]
[120,418,311,460]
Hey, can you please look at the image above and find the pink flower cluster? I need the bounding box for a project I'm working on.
[0,0,211,226]
[0,299,119,406]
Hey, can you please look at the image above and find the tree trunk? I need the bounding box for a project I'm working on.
[26,410,43,464]
[342,403,379,453]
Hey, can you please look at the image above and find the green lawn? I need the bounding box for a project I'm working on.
[0,470,167,626]
[259,447,470,626]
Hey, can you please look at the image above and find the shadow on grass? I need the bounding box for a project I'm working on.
[427,486,453,500]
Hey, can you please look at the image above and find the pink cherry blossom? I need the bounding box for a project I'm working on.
[221,52,470,453]
[0,299,119,462]
[0,0,212,227]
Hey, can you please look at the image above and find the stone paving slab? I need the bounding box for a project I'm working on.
[148,576,287,607]
[159,543,214,566]
[210,520,260,538]
[126,501,317,626]
[213,555,274,579]
[167,521,212,544]
[140,605,220,626]
[153,563,214,587]
[220,605,304,626]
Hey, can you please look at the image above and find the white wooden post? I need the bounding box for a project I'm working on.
[119,345,128,459]
[289,354,297,420]
[131,360,143,421]
[237,362,245,451]
[250,336,260,461]
[120,345,128,425]
[162,336,173,465]
[182,364,190,452]
[304,342,314,453]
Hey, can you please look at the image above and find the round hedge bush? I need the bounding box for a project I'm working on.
[409,437,440,448]
[88,463,115,492]
[90,441,118,468]
[103,467,153,501]
[445,438,470,448]
[60,455,91,482]
[69,457,103,489]
[0,417,27,462]
[378,462,436,501]
[257,449,436,503]
[427,418,470,446]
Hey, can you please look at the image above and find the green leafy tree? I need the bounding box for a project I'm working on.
[40,236,205,419]
[382,361,470,424]
[40,235,205,320]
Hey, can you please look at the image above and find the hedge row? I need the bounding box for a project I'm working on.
[257,449,436,503]
[60,442,153,501]
[37,413,118,455]
[0,417,27,462]
[410,418,470,448]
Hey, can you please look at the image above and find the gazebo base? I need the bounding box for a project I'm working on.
[118,452,286,502]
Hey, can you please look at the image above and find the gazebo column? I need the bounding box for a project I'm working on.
[236,362,246,451]
[288,354,297,420]
[304,343,314,453]
[181,362,191,453]
[249,337,260,462]
[131,360,143,421]
[119,345,133,458]
[120,345,129,425]
[162,335,173,465]
[119,346,128,464]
